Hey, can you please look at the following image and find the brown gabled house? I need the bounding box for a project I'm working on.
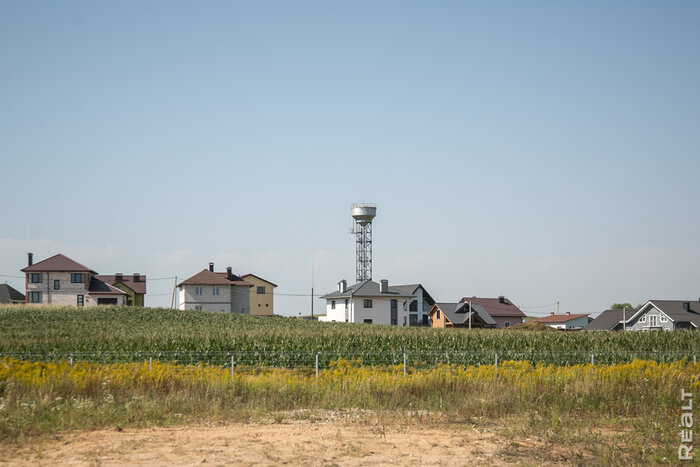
[427,302,497,328]
[458,296,526,329]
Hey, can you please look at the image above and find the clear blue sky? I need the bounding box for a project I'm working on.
[2,1,699,316]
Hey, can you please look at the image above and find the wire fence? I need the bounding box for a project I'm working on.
[1,350,697,369]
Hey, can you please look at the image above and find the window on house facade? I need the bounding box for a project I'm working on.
[660,314,668,323]
[194,286,202,295]
[363,299,373,308]
[54,280,60,290]
[28,291,42,303]
[649,315,658,327]
[257,286,266,295]
[213,286,220,296]
[504,321,511,328]
[409,301,418,311]
[409,315,418,326]
[363,319,373,324]
[345,299,349,309]
[391,319,397,325]
[331,300,336,309]
[195,305,203,311]
[436,310,441,319]
[640,315,646,323]
[29,273,42,283]
[71,273,84,283]
[390,299,397,310]
[77,295,84,307]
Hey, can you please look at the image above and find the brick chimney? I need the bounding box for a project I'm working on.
[27,252,33,267]
[133,273,140,282]
[498,296,505,304]
[115,273,123,282]
[226,267,233,280]
[209,262,214,272]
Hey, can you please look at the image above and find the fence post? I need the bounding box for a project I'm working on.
[494,353,498,376]
[315,353,319,382]
[590,353,594,366]
[403,352,407,376]
[149,357,152,371]
[231,355,235,378]
[69,356,73,369]
[694,354,696,365]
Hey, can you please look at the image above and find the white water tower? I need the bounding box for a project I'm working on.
[350,203,377,283]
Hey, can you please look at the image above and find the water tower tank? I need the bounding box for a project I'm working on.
[351,204,377,225]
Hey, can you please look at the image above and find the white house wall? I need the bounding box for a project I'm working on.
[178,284,250,313]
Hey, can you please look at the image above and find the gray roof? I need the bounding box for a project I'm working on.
[0,284,25,304]
[432,302,496,326]
[321,280,421,300]
[642,300,700,327]
[584,309,626,330]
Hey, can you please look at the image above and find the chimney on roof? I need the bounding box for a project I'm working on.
[498,296,505,304]
[133,273,140,282]
[683,301,690,312]
[380,279,388,293]
[27,252,33,267]
[115,273,123,282]
[550,311,554,315]
[338,279,347,293]
[226,267,233,281]
[209,262,214,272]
[566,311,570,315]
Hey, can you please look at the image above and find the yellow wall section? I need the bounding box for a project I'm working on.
[243,275,275,316]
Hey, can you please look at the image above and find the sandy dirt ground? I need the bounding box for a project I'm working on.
[0,414,579,466]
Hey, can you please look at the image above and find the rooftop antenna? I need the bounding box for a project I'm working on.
[350,203,377,283]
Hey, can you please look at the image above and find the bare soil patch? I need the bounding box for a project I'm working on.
[0,413,609,466]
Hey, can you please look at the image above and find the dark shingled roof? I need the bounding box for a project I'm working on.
[321,280,418,299]
[459,297,526,318]
[96,275,147,295]
[21,254,97,274]
[635,300,700,328]
[178,269,253,287]
[88,277,127,295]
[0,284,25,303]
[431,302,497,326]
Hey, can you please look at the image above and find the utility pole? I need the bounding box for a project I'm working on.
[556,301,560,315]
[171,276,177,309]
[468,300,472,330]
[311,251,314,319]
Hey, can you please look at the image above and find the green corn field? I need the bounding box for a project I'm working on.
[0,305,698,366]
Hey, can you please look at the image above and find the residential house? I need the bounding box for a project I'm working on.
[459,296,526,329]
[427,302,496,328]
[319,279,435,326]
[95,273,147,306]
[586,300,700,331]
[0,283,25,304]
[21,253,127,306]
[240,274,277,316]
[530,312,590,330]
[177,263,253,313]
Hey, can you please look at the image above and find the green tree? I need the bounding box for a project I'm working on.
[610,303,632,310]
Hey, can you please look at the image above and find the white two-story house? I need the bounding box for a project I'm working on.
[177,263,253,313]
[21,253,127,306]
[319,279,435,326]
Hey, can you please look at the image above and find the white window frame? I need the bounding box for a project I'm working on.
[660,314,668,323]
[640,315,646,323]
[212,286,220,296]
[648,315,658,327]
[194,286,202,296]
